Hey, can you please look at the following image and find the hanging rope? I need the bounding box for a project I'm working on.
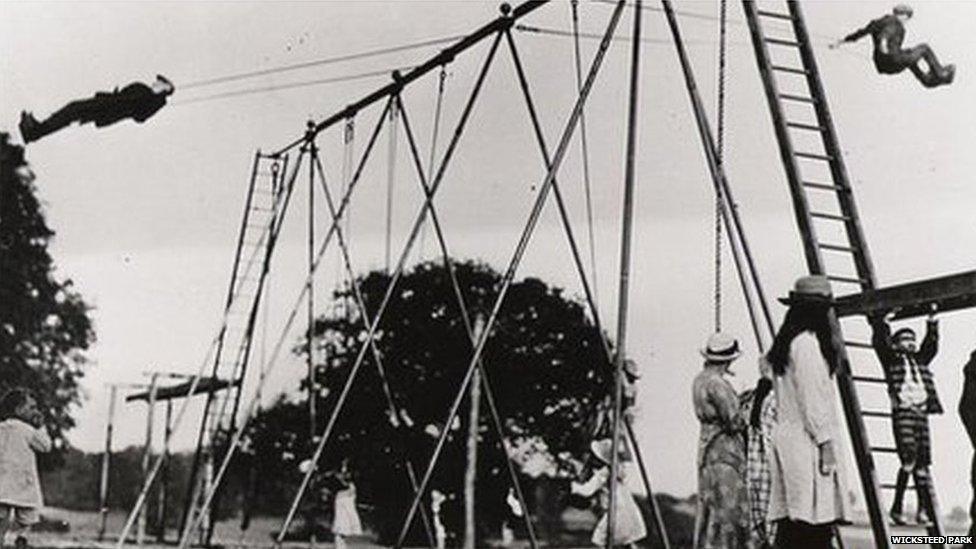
[339,118,355,309]
[713,0,728,333]
[419,64,448,262]
[386,100,399,274]
[570,0,600,307]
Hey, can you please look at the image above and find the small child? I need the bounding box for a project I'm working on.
[571,439,647,548]
[0,389,52,549]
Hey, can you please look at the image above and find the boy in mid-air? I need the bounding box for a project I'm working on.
[832,4,954,88]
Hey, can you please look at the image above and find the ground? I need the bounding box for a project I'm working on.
[14,508,973,548]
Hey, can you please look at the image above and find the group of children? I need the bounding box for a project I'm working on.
[689,274,972,549]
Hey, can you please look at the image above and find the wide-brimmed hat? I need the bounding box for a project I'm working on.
[778,275,834,306]
[893,3,913,17]
[590,438,631,465]
[700,332,741,363]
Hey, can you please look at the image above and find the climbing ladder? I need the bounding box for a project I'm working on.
[180,151,289,545]
[742,2,944,547]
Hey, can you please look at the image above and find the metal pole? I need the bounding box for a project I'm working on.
[271,0,550,156]
[607,1,642,546]
[385,101,399,274]
[463,317,484,549]
[138,375,160,547]
[503,29,669,548]
[98,385,118,542]
[274,35,504,547]
[158,399,173,543]
[395,3,626,545]
[310,150,438,548]
[307,128,318,444]
[396,95,539,548]
[177,103,395,549]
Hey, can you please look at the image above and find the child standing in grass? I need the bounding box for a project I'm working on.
[0,389,52,549]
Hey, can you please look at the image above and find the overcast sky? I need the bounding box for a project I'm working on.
[2,1,975,513]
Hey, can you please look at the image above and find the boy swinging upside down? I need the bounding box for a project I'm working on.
[831,4,955,88]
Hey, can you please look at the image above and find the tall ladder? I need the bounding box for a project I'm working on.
[742,2,944,547]
[180,151,289,545]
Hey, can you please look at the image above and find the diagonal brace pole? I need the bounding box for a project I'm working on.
[310,148,437,547]
[268,33,506,547]
[396,95,539,548]
[394,2,628,546]
[504,29,670,549]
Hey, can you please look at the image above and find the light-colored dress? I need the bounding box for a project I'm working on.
[692,368,750,549]
[573,466,647,546]
[331,482,363,537]
[0,418,52,509]
[768,333,848,525]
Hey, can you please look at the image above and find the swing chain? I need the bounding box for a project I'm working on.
[714,0,728,333]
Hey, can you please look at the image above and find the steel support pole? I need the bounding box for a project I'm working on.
[607,1,642,545]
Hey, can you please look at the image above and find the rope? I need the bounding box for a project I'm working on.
[419,65,448,262]
[180,34,463,90]
[386,100,399,273]
[570,0,600,308]
[713,0,727,333]
[172,66,410,106]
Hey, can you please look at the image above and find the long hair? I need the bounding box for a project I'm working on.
[0,388,30,421]
[767,302,839,376]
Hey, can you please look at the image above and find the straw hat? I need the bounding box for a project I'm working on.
[778,275,834,306]
[700,332,741,363]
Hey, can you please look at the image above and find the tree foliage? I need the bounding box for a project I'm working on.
[0,133,95,447]
[246,260,611,543]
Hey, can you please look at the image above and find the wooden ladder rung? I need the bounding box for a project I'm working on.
[827,275,866,285]
[780,93,817,104]
[871,446,899,453]
[810,211,849,221]
[802,181,842,191]
[796,151,833,161]
[771,64,808,75]
[863,410,893,418]
[880,483,915,490]
[765,37,801,47]
[852,375,886,384]
[787,121,824,132]
[819,242,856,253]
[757,9,793,21]
[844,340,873,350]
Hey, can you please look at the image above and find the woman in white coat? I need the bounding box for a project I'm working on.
[764,276,848,548]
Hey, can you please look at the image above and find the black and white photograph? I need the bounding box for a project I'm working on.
[2,1,975,547]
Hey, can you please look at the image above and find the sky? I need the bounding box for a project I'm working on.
[2,0,975,515]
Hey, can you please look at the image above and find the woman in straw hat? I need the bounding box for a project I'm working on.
[692,332,750,548]
[570,438,647,547]
[765,276,848,548]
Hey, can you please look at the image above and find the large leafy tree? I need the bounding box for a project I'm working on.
[0,133,94,446]
[245,260,611,543]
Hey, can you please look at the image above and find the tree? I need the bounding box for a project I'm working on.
[246,260,611,544]
[0,133,95,448]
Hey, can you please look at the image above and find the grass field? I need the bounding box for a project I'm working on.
[17,507,973,548]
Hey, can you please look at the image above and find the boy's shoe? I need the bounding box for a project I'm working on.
[916,508,933,526]
[889,509,908,526]
[941,64,956,85]
[19,111,39,144]
[14,535,28,549]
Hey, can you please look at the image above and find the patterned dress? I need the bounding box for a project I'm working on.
[741,387,777,548]
[693,368,751,549]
